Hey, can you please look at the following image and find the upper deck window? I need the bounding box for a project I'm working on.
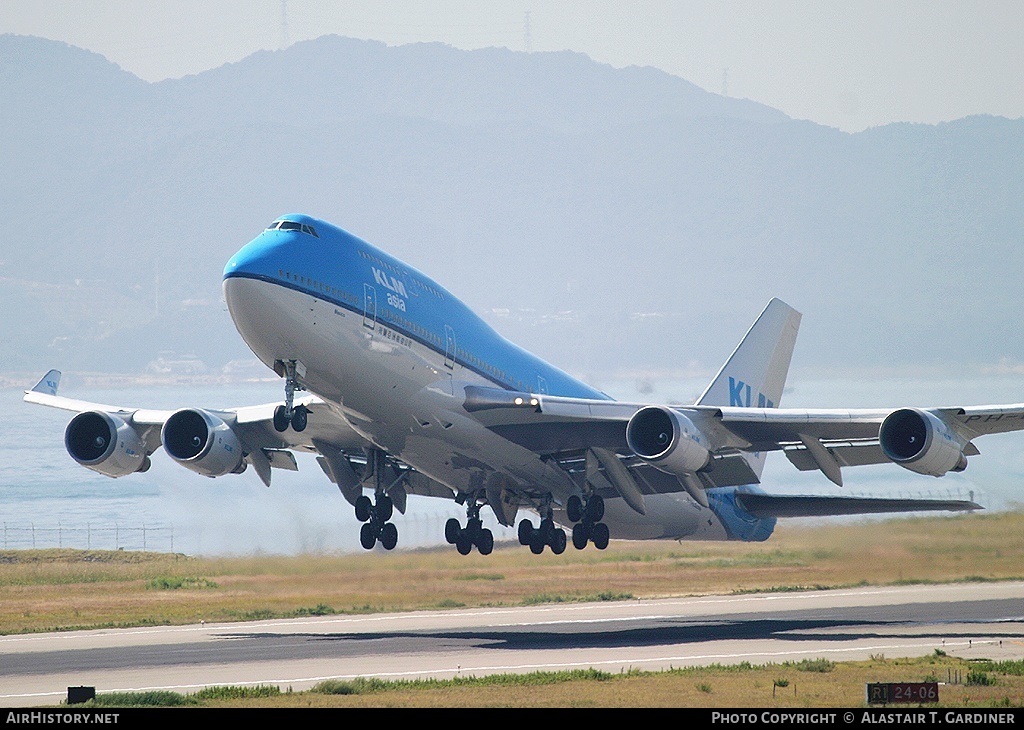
[265,220,319,238]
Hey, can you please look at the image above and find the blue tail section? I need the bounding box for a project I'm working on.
[706,486,777,542]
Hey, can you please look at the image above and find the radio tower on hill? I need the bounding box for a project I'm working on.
[280,0,290,50]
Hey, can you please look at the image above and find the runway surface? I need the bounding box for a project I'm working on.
[3,581,1024,706]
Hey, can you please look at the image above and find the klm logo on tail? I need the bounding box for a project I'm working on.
[729,377,775,408]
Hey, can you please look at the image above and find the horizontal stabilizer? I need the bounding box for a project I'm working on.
[735,492,982,519]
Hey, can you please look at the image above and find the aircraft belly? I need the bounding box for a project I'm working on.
[344,396,577,500]
[225,276,574,501]
[569,494,729,541]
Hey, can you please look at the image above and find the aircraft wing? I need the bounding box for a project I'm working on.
[23,370,455,504]
[464,384,1018,499]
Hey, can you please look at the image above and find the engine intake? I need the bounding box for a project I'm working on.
[879,408,968,476]
[65,411,148,478]
[162,409,245,477]
[626,406,710,475]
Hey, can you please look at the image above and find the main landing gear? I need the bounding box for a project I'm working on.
[446,495,494,555]
[516,495,608,553]
[517,499,568,554]
[565,494,610,550]
[355,493,398,550]
[355,450,401,551]
[273,360,310,433]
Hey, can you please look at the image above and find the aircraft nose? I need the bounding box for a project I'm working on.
[224,233,280,280]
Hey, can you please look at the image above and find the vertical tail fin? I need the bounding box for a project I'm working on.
[696,299,801,478]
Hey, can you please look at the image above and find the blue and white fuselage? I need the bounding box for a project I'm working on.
[222,215,773,542]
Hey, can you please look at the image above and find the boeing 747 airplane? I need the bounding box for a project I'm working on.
[25,215,1024,554]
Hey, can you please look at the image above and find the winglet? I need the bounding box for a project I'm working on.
[28,370,62,397]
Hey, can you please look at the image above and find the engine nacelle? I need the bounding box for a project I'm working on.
[879,408,968,477]
[626,406,710,475]
[65,411,148,478]
[162,409,245,477]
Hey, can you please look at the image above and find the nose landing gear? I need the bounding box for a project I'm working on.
[273,403,309,432]
[273,360,310,433]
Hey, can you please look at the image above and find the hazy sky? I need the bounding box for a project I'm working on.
[2,0,1022,132]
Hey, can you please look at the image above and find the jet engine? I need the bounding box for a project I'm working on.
[625,406,710,475]
[64,411,149,478]
[879,408,968,476]
[162,409,245,477]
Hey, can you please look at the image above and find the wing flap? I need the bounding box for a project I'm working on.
[696,453,763,487]
[404,472,457,499]
[489,420,627,454]
[785,442,888,471]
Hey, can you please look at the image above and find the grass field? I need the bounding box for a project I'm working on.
[76,658,1024,707]
[3,510,1024,635]
[5,510,1024,707]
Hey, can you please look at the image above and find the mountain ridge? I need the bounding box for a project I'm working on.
[1,33,1021,380]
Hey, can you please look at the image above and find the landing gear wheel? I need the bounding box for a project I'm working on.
[572,523,589,550]
[566,495,584,523]
[539,518,555,544]
[380,522,399,551]
[518,519,535,546]
[456,534,473,555]
[291,404,308,432]
[592,522,610,550]
[376,494,393,522]
[445,518,461,545]
[273,405,290,432]
[355,496,372,523]
[529,534,545,554]
[477,528,494,556]
[550,528,567,555]
[275,360,308,433]
[359,522,376,550]
[585,495,605,522]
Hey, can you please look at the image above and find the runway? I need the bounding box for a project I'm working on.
[3,581,1024,706]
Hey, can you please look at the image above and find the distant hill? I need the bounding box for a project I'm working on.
[2,33,1022,384]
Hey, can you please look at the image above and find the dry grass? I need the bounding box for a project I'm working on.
[3,510,1024,635]
[93,658,1024,708]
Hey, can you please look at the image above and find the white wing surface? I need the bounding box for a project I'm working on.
[22,370,453,504]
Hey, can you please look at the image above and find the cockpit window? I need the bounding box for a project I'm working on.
[265,220,319,238]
